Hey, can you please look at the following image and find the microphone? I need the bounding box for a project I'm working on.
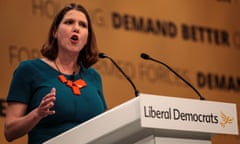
[71,72,75,80]
[99,53,139,97]
[140,53,205,100]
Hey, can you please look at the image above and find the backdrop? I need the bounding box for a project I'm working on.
[0,0,240,143]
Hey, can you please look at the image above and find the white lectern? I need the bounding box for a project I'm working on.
[44,93,239,144]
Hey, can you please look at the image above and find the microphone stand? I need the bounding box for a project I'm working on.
[99,53,139,97]
[140,53,205,100]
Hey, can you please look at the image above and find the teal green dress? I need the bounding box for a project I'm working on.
[7,59,107,144]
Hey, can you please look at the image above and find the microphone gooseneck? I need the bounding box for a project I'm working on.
[140,53,205,100]
[99,52,139,97]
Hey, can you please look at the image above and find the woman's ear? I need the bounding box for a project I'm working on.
[53,28,57,38]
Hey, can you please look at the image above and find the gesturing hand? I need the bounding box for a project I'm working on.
[37,88,56,118]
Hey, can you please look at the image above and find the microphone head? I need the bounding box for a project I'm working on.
[140,53,150,60]
[99,52,107,58]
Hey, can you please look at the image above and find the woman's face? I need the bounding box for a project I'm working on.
[54,9,89,54]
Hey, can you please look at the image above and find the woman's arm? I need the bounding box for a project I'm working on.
[4,88,56,142]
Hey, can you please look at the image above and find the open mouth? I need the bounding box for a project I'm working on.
[71,35,79,41]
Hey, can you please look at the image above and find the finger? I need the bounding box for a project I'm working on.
[42,95,56,103]
[40,97,55,109]
[50,87,56,95]
[38,108,55,118]
[45,102,56,115]
[48,111,55,115]
[46,110,56,115]
[40,98,56,112]
[39,102,56,117]
[38,88,57,117]
[41,88,57,104]
[44,88,56,99]
[43,101,55,110]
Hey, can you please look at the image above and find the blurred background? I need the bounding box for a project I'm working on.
[0,0,239,143]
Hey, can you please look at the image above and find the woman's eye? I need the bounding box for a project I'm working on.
[79,22,87,28]
[64,20,74,24]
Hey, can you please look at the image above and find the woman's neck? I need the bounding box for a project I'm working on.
[55,56,79,75]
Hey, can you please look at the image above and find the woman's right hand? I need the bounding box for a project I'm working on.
[4,88,57,142]
[36,87,56,119]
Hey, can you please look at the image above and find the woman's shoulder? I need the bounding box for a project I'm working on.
[81,66,102,82]
[16,58,42,72]
[18,58,40,66]
[83,66,100,76]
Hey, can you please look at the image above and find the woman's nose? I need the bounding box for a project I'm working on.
[73,28,79,33]
[73,24,80,33]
